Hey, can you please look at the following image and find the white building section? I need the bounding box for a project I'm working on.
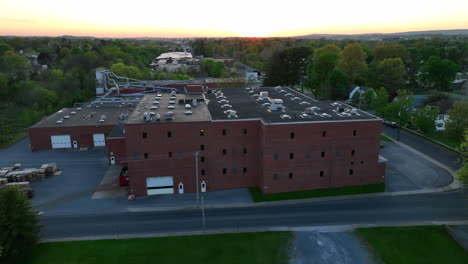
[146,176,174,195]
[51,135,71,149]
[93,134,106,147]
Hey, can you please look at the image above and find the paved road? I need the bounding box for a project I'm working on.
[382,126,461,170]
[40,188,468,240]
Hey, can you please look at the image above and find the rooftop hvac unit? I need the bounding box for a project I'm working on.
[155,113,161,121]
[259,91,269,98]
[270,99,283,111]
[157,94,162,97]
[150,106,158,110]
[153,101,160,105]
[77,108,82,111]
[338,107,345,112]
[56,120,63,124]
[98,119,105,123]
[178,99,185,104]
[280,114,292,119]
[350,108,358,114]
[169,101,175,104]
[64,116,70,119]
[143,112,150,122]
[185,111,193,115]
[171,90,176,95]
[70,112,76,115]
[185,104,192,109]
[168,105,175,110]
[100,115,107,120]
[164,112,174,120]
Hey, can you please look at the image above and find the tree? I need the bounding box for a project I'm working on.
[329,69,349,100]
[419,56,458,91]
[446,100,468,141]
[0,186,41,262]
[314,44,341,58]
[377,58,405,94]
[0,51,31,82]
[338,44,367,84]
[457,130,468,184]
[383,89,413,124]
[372,44,408,61]
[110,63,142,79]
[202,59,226,78]
[414,106,438,133]
[308,51,340,99]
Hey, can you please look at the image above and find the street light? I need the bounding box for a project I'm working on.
[194,151,200,207]
[397,112,401,141]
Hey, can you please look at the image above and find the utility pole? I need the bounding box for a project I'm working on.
[201,195,206,235]
[194,151,200,207]
[397,111,401,141]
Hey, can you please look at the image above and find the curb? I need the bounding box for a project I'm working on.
[40,220,468,243]
[400,127,462,155]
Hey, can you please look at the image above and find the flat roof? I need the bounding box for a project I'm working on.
[31,103,135,128]
[206,87,379,123]
[126,94,211,125]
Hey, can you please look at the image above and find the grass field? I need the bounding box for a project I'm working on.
[248,183,385,202]
[425,130,461,149]
[0,131,27,149]
[356,226,468,264]
[380,135,393,142]
[24,232,292,264]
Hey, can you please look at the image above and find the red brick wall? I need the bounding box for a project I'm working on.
[106,137,127,164]
[29,125,114,151]
[125,119,385,196]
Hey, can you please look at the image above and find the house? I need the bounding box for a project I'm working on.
[427,100,453,131]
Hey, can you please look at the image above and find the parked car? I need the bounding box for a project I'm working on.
[389,122,398,128]
[119,166,129,186]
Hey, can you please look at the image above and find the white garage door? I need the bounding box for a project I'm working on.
[93,134,105,147]
[146,176,174,195]
[51,135,71,149]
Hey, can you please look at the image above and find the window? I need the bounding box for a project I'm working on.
[200,144,205,151]
[232,168,237,174]
[320,171,324,177]
[351,161,354,165]
[361,160,364,164]
[201,156,205,162]
[168,152,172,158]
[243,167,247,174]
[167,131,172,138]
[273,173,278,180]
[290,153,294,159]
[353,130,357,136]
[142,132,147,139]
[200,130,205,136]
[144,153,148,159]
[274,153,279,160]
[243,128,248,135]
[201,169,205,175]
[349,169,354,175]
[222,168,227,175]
[321,152,325,158]
[243,148,247,154]
[222,129,227,136]
[322,131,327,137]
[290,132,295,139]
[306,153,310,159]
[351,149,355,156]
[222,149,227,155]
[289,173,293,179]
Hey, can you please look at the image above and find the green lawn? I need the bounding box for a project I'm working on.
[249,183,385,203]
[424,130,461,149]
[24,232,292,264]
[0,130,27,149]
[356,226,468,264]
[380,135,393,142]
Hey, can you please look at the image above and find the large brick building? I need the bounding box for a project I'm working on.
[29,87,386,196]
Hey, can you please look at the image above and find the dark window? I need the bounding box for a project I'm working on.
[144,153,148,159]
[168,152,172,158]
[289,173,293,179]
[349,169,354,175]
[273,173,278,180]
[320,171,324,177]
[243,128,248,135]
[290,132,295,139]
[351,149,355,156]
[361,160,364,164]
[353,130,357,136]
[321,152,325,158]
[322,131,327,137]
[336,151,341,157]
[200,130,205,136]
[142,132,147,139]
[201,169,205,175]
[243,167,247,174]
[351,161,354,165]
[232,149,237,155]
[232,168,237,174]
[274,153,279,160]
[243,148,247,154]
[306,153,310,159]
[167,131,172,138]
[290,153,294,159]
[222,149,227,155]
[222,129,227,136]
[222,168,226,174]
[201,156,205,162]
[200,144,205,151]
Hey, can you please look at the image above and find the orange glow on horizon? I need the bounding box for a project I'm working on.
[0,0,467,38]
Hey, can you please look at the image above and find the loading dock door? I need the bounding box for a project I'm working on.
[146,176,174,195]
[93,134,106,147]
[51,135,71,149]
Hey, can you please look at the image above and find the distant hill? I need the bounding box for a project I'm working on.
[296,29,468,40]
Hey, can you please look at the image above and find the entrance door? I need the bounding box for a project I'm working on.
[146,176,174,195]
[73,141,78,148]
[201,181,206,192]
[178,183,184,194]
[93,134,105,147]
[110,156,115,165]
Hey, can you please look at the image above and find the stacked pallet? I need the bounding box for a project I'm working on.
[0,163,59,184]
[41,163,58,176]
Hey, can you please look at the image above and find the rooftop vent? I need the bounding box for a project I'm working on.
[219,99,229,104]
[300,113,311,118]
[143,112,150,122]
[70,112,76,115]
[56,120,63,124]
[280,114,292,119]
[221,104,232,108]
[63,115,70,119]
[185,111,193,115]
[270,99,283,111]
[274,86,282,90]
[149,112,155,117]
[155,113,161,121]
[100,115,107,120]
[279,90,287,94]
[169,101,175,104]
[185,104,192,109]
[260,91,269,98]
[150,106,158,110]
[168,105,175,110]
[77,108,82,111]
[153,101,160,105]
[98,119,105,123]
[164,111,174,120]
[291,97,301,101]
[157,94,162,97]
[171,90,176,95]
[338,107,345,112]
[299,101,310,105]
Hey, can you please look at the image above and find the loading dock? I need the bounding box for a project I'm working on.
[146,176,174,195]
[93,134,106,147]
[51,135,71,149]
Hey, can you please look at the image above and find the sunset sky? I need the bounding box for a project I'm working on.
[1,0,467,38]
